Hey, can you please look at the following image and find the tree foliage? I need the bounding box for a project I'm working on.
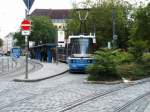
[66,0,132,49]
[66,10,80,36]
[128,39,149,62]
[130,3,150,44]
[14,16,56,47]
[13,32,25,48]
[30,16,56,44]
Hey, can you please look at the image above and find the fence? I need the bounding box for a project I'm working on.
[0,56,17,73]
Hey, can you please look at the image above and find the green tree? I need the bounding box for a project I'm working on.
[128,39,149,63]
[30,16,56,44]
[14,16,56,47]
[130,3,150,44]
[0,38,3,47]
[65,7,81,36]
[67,0,132,49]
[13,32,25,48]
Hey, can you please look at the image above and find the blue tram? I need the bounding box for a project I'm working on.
[67,35,96,72]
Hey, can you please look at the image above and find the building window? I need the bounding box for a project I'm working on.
[58,25,62,29]
[54,25,57,28]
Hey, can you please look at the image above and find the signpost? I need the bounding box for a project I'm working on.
[21,19,31,30]
[22,0,34,79]
[21,19,31,36]
[21,19,31,79]
[23,0,35,11]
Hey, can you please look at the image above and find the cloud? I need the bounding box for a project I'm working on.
[0,0,72,38]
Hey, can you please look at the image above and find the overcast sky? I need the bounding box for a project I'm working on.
[0,0,149,39]
[0,0,76,38]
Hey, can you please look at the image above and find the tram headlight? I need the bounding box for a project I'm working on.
[87,59,93,63]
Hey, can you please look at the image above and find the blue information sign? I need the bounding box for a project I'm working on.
[23,0,35,11]
[11,47,21,60]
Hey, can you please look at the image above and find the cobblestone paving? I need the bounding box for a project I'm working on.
[65,82,150,112]
[117,93,150,112]
[0,59,35,81]
[0,73,149,112]
[0,59,19,74]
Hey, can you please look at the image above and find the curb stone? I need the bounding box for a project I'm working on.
[84,77,150,85]
[84,80,123,85]
[13,70,68,82]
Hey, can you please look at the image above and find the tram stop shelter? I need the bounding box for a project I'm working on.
[29,44,56,63]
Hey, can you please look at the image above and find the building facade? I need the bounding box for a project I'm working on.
[3,33,14,54]
[31,9,70,47]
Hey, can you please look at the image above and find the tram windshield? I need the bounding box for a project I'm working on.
[70,38,94,58]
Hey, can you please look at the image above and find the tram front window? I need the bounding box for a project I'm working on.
[70,38,93,58]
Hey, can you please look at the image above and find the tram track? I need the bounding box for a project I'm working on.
[0,59,24,77]
[0,61,66,100]
[0,59,18,75]
[0,61,66,97]
[114,91,150,112]
[0,72,70,111]
[0,60,45,110]
[0,62,149,112]
[0,59,43,80]
[58,78,150,112]
[0,60,43,97]
[0,72,149,111]
[8,60,43,79]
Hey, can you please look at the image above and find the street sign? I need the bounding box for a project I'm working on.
[23,0,35,11]
[21,19,31,31]
[22,30,31,36]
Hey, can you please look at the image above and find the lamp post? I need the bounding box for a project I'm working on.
[112,0,118,49]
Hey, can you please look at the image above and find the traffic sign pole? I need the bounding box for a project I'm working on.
[22,0,34,79]
[25,35,28,79]
[24,11,30,80]
[25,10,29,79]
[23,0,35,11]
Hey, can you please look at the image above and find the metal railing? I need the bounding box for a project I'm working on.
[0,56,17,73]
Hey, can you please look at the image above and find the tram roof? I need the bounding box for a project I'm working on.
[30,43,56,48]
[69,35,95,38]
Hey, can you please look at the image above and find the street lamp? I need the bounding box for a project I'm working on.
[112,0,118,49]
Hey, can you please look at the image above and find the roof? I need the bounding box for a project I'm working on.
[31,9,70,19]
[30,43,56,48]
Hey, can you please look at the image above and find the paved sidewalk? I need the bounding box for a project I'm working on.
[14,61,68,82]
[144,102,150,112]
